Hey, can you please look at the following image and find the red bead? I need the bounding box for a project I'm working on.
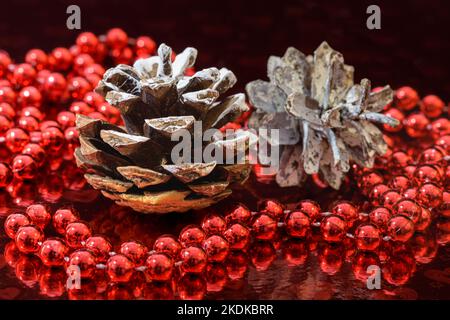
[368,183,389,206]
[25,49,47,71]
[404,165,417,179]
[0,102,15,118]
[153,235,181,257]
[21,105,43,120]
[383,108,404,132]
[65,222,91,249]
[106,28,129,49]
[393,199,422,224]
[416,207,432,232]
[146,253,173,281]
[355,223,381,251]
[284,211,310,238]
[12,63,36,87]
[0,86,16,104]
[69,250,97,278]
[70,101,93,115]
[360,171,384,195]
[0,162,12,188]
[83,63,105,77]
[331,201,359,225]
[352,251,380,281]
[17,86,42,108]
[17,116,39,132]
[420,95,444,118]
[87,111,107,121]
[387,215,415,242]
[4,213,30,238]
[0,52,11,77]
[120,241,148,265]
[390,151,412,169]
[43,72,67,101]
[41,126,65,151]
[179,225,206,248]
[419,147,444,166]
[64,126,79,142]
[97,102,121,124]
[201,214,226,235]
[225,204,252,224]
[135,36,156,57]
[431,119,450,138]
[22,143,45,166]
[177,274,206,300]
[56,111,76,129]
[223,223,250,250]
[12,155,37,180]
[53,208,79,234]
[417,183,443,208]
[107,254,134,282]
[251,213,277,240]
[394,86,419,111]
[382,256,412,286]
[5,128,30,152]
[258,199,284,218]
[381,189,403,209]
[85,236,112,262]
[320,215,347,242]
[0,114,12,135]
[414,164,442,185]
[404,113,430,138]
[296,199,321,221]
[73,53,94,73]
[39,239,68,267]
[76,32,99,55]
[68,76,91,99]
[202,235,229,262]
[26,204,51,229]
[388,175,411,192]
[83,91,104,107]
[49,47,73,71]
[15,225,43,254]
[403,187,417,200]
[180,246,207,273]
[369,207,392,229]
[205,263,228,292]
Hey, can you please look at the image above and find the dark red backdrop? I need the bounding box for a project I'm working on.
[1,0,450,100]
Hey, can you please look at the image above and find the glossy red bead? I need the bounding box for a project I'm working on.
[387,215,415,242]
[0,102,15,118]
[251,213,277,240]
[419,147,445,165]
[225,204,252,224]
[201,214,226,235]
[420,95,444,118]
[41,126,65,151]
[12,63,36,87]
[179,225,206,248]
[223,223,250,250]
[404,113,430,138]
[431,119,450,138]
[0,52,12,77]
[76,32,99,55]
[106,28,128,49]
[17,116,39,132]
[320,215,347,242]
[388,175,411,192]
[355,223,381,251]
[153,235,181,258]
[0,86,16,104]
[368,183,390,205]
[12,155,37,180]
[49,47,73,71]
[202,235,229,262]
[85,236,112,262]
[15,225,43,254]
[381,189,403,209]
[0,162,12,188]
[5,128,30,152]
[4,213,30,239]
[56,111,76,129]
[65,222,91,249]
[394,86,419,111]
[68,76,91,99]
[53,208,79,234]
[180,246,207,273]
[331,201,359,225]
[69,250,97,278]
[70,101,93,115]
[393,199,422,224]
[417,183,443,208]
[120,241,148,265]
[369,207,392,229]
[259,199,284,219]
[17,86,42,108]
[146,253,173,281]
[43,72,67,101]
[135,36,157,57]
[414,165,442,185]
[26,204,51,229]
[383,108,404,132]
[22,143,45,166]
[296,199,321,221]
[25,49,47,71]
[107,254,134,282]
[285,211,310,238]
[39,239,68,267]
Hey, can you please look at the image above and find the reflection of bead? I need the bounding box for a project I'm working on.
[0,162,13,188]
[415,207,432,231]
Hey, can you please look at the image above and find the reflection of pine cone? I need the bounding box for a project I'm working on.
[75,44,250,214]
[246,42,399,189]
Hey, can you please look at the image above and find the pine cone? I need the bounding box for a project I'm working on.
[75,44,250,214]
[246,42,399,189]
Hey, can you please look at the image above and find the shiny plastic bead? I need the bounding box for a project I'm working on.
[201,214,226,235]
[0,114,12,134]
[417,183,443,208]
[43,72,67,101]
[41,126,65,151]
[394,86,419,111]
[320,215,347,242]
[258,199,284,218]
[5,128,30,152]
[15,225,43,254]
[393,199,422,224]
[39,239,68,267]
[202,235,229,262]
[12,155,37,180]
[4,213,30,239]
[107,254,134,282]
[0,52,11,77]
[414,165,442,185]
[49,47,72,71]
[135,36,156,57]
[296,199,321,221]
[180,246,207,273]
[65,222,91,249]
[0,102,15,118]
[69,250,97,278]
[331,201,359,225]
[284,211,310,238]
[431,119,450,138]
[26,204,51,229]
[146,253,173,281]
[355,223,381,251]
[53,208,79,234]
[120,241,148,265]
[25,49,47,71]
[85,236,112,262]
[17,86,42,108]
[22,143,46,166]
[368,183,389,205]
[388,175,411,192]
[419,147,444,165]
[403,187,417,200]
[387,215,415,242]
[404,113,430,138]
[106,28,128,49]
[12,63,36,87]
[223,223,250,250]
[390,151,412,169]
[360,172,384,195]
[383,108,404,132]
[56,111,76,129]
[0,162,12,188]
[179,225,206,248]
[225,204,252,224]
[17,116,39,132]
[381,189,403,209]
[251,213,277,240]
[420,95,444,118]
[76,32,99,54]
[68,76,91,99]
[153,235,181,258]
[0,87,16,105]
[369,207,392,230]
